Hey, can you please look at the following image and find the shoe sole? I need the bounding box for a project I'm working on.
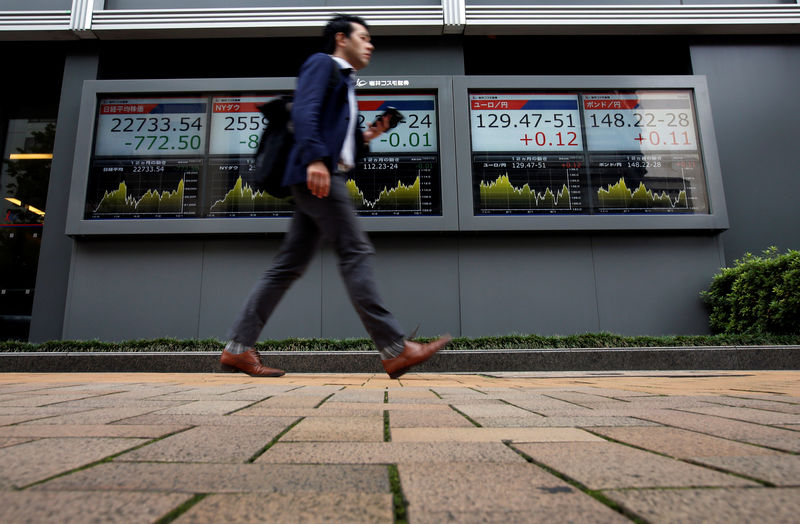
[388,367,410,379]
[221,363,285,377]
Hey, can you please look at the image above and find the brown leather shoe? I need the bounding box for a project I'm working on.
[220,349,285,377]
[382,334,452,379]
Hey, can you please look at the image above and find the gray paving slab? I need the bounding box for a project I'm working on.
[283,416,384,442]
[604,487,800,524]
[327,389,385,403]
[0,437,35,449]
[256,442,528,464]
[111,413,301,426]
[621,396,724,409]
[0,424,189,438]
[317,402,387,414]
[391,427,603,443]
[430,387,488,398]
[34,462,390,494]
[676,406,800,425]
[100,386,196,399]
[411,509,625,523]
[474,416,660,428]
[590,426,785,459]
[28,385,128,393]
[431,398,505,405]
[703,396,800,414]
[386,388,444,401]
[0,414,53,425]
[693,455,800,486]
[152,400,254,415]
[0,384,60,394]
[539,391,631,409]
[0,490,191,524]
[1,404,143,416]
[50,397,190,409]
[115,421,296,463]
[638,410,800,452]
[0,393,103,407]
[175,493,394,524]
[278,385,344,396]
[400,463,628,524]
[381,403,452,411]
[451,403,542,419]
[389,410,475,428]
[513,441,760,490]
[721,392,799,402]
[509,399,593,416]
[156,385,255,397]
[20,406,168,425]
[241,395,329,408]
[0,437,150,488]
[232,405,384,417]
[385,397,449,405]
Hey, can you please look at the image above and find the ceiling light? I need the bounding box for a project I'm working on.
[8,154,53,160]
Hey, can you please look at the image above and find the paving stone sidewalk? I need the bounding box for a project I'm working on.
[0,371,798,523]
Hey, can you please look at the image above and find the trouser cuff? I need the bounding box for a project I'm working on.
[225,340,250,355]
[379,338,406,360]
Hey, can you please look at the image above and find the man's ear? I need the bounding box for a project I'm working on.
[335,32,347,49]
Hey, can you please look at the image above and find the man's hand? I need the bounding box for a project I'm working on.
[307,160,330,198]
[362,114,390,143]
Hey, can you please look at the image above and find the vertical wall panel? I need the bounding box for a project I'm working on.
[592,234,724,335]
[458,235,600,337]
[197,238,323,341]
[691,43,800,265]
[62,240,204,341]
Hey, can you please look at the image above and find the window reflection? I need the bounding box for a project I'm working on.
[1,119,56,340]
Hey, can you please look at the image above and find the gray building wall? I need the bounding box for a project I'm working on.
[690,42,800,266]
[17,31,800,342]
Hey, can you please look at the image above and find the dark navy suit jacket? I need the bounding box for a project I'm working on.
[282,52,364,187]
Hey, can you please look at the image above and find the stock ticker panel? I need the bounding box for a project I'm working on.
[86,92,444,220]
[350,94,442,216]
[85,158,200,219]
[87,96,206,220]
[469,90,710,215]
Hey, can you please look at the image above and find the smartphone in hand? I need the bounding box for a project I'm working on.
[372,106,404,129]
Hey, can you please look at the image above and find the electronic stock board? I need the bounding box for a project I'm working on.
[66,76,725,235]
[454,76,728,231]
[66,77,457,235]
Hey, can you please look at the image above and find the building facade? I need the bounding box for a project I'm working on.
[2,0,799,343]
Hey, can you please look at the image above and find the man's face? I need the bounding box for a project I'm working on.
[337,23,374,71]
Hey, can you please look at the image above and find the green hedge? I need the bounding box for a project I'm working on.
[701,247,800,335]
[1,332,799,353]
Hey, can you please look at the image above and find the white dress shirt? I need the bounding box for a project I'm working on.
[329,55,358,172]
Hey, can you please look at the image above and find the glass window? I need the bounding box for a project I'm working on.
[0,118,55,340]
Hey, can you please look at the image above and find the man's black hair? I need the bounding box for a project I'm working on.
[322,14,369,54]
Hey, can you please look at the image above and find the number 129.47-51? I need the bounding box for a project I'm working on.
[475,113,576,128]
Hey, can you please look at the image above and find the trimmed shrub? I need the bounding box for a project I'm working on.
[701,247,800,334]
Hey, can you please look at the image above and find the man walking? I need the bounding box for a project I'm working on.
[220,14,451,378]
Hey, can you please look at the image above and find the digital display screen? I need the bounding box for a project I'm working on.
[209,95,274,156]
[350,93,442,216]
[205,157,293,217]
[85,158,200,219]
[469,89,709,215]
[84,91,444,221]
[94,97,207,157]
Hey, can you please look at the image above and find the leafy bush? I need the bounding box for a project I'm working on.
[3,332,800,352]
[702,247,800,334]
